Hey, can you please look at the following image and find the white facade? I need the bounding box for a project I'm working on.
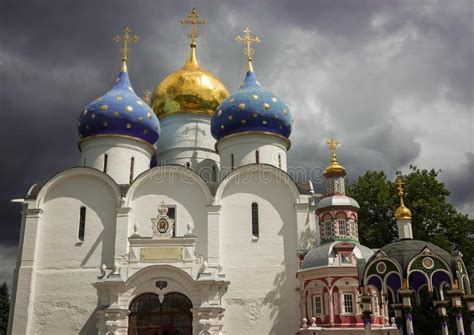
[8,132,317,334]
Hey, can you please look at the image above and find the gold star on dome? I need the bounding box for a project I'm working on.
[125,106,133,113]
[263,103,270,110]
[236,27,261,72]
[239,103,246,110]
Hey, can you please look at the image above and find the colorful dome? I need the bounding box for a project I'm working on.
[211,70,292,141]
[151,46,229,118]
[78,62,161,145]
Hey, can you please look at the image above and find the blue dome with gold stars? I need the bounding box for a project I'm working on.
[78,65,160,145]
[211,70,292,141]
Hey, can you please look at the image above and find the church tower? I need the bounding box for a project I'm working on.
[210,28,293,176]
[78,27,161,184]
[150,9,228,183]
[316,138,360,245]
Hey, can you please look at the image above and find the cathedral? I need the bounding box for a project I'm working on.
[7,9,473,335]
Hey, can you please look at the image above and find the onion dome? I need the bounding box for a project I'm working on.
[395,176,412,220]
[150,10,229,119]
[211,28,292,141]
[324,137,345,175]
[78,28,160,145]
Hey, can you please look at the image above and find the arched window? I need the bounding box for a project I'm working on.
[255,150,260,163]
[78,206,86,242]
[186,161,191,168]
[324,220,332,239]
[129,157,135,184]
[251,203,259,237]
[278,154,282,169]
[103,154,108,173]
[231,153,235,170]
[128,293,192,335]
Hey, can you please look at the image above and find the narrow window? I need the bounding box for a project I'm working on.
[255,150,260,163]
[212,165,217,182]
[231,154,235,170]
[343,293,354,314]
[186,162,191,168]
[78,206,86,242]
[129,157,135,184]
[313,295,323,315]
[338,219,346,236]
[278,154,282,169]
[103,154,108,173]
[251,202,259,237]
[373,294,379,315]
[324,220,332,239]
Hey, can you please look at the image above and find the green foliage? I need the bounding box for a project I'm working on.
[0,282,9,335]
[347,165,474,277]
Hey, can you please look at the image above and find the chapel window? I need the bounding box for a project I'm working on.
[103,154,108,173]
[186,162,191,168]
[251,202,259,237]
[313,295,323,315]
[167,206,176,237]
[324,220,332,239]
[373,293,379,315]
[256,150,260,164]
[231,153,235,170]
[212,165,217,182]
[78,206,86,242]
[338,219,346,236]
[278,154,282,169]
[343,293,354,314]
[129,157,135,184]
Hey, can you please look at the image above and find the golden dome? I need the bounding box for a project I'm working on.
[151,46,229,118]
[324,137,346,175]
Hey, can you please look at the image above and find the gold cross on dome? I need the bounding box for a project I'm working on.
[236,27,261,71]
[114,27,140,61]
[143,89,152,104]
[180,8,208,47]
[396,176,405,197]
[326,137,340,159]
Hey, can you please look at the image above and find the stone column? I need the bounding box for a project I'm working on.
[434,300,449,335]
[391,303,404,335]
[448,285,465,335]
[360,293,373,335]
[399,287,414,335]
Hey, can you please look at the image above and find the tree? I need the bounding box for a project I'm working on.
[347,165,474,277]
[0,282,9,335]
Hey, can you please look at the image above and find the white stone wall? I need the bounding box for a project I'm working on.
[79,136,154,184]
[216,133,288,176]
[156,114,220,182]
[217,166,300,334]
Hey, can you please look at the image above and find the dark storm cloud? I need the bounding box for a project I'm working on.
[0,0,472,285]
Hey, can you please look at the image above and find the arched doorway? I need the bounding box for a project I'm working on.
[128,292,193,335]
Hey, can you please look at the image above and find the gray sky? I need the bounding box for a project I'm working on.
[0,0,473,286]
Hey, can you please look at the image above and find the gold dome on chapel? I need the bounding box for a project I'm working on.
[151,44,229,118]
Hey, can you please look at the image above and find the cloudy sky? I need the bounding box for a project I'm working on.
[0,0,472,285]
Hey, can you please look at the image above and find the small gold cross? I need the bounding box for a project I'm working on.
[236,27,261,71]
[113,27,139,61]
[180,8,208,47]
[396,176,405,197]
[326,137,340,160]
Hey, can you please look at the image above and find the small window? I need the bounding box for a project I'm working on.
[255,150,260,163]
[338,219,346,236]
[103,154,108,173]
[278,154,282,169]
[251,203,259,237]
[186,162,191,168]
[343,293,354,314]
[212,165,217,182]
[129,157,135,183]
[373,293,379,315]
[324,220,332,239]
[313,295,323,315]
[78,206,86,242]
[231,154,235,170]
